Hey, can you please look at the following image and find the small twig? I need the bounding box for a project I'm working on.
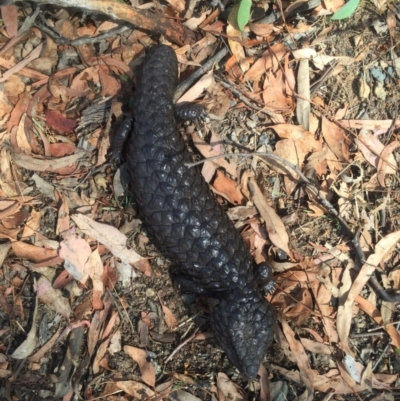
[106,288,135,336]
[310,60,340,95]
[174,312,202,330]
[372,341,391,371]
[180,322,195,342]
[73,163,110,191]
[198,0,229,28]
[352,229,400,302]
[174,46,228,102]
[216,78,275,117]
[350,331,385,338]
[368,320,400,331]
[164,327,200,364]
[71,25,132,46]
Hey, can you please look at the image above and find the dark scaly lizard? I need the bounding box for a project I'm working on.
[111,44,277,379]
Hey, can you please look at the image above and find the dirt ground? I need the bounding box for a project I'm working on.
[1,0,400,400]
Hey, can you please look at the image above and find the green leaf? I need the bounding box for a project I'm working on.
[331,0,360,20]
[237,0,252,31]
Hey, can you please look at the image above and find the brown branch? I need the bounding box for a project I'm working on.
[6,0,198,46]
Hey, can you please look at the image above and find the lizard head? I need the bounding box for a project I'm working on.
[211,290,276,379]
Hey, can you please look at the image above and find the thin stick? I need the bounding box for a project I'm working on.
[174,47,228,102]
[164,327,200,364]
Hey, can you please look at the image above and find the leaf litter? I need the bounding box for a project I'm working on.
[0,0,400,400]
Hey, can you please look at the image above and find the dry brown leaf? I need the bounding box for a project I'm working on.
[177,70,214,103]
[98,64,121,97]
[12,241,58,263]
[358,73,370,99]
[34,276,72,319]
[0,42,43,83]
[305,180,331,217]
[257,364,270,401]
[59,228,92,283]
[124,345,156,388]
[337,231,400,346]
[248,176,291,257]
[212,170,244,205]
[340,119,400,131]
[3,75,25,104]
[283,288,313,325]
[300,338,331,355]
[5,91,30,132]
[0,242,12,268]
[170,389,202,401]
[0,56,48,84]
[304,148,328,177]
[0,86,13,120]
[216,372,246,401]
[226,205,257,221]
[274,139,301,189]
[157,293,178,329]
[28,325,62,363]
[11,114,32,154]
[321,117,349,162]
[1,5,18,37]
[88,296,113,356]
[70,214,144,281]
[272,360,387,394]
[281,318,314,398]
[376,140,400,187]
[355,129,388,168]
[115,380,155,398]
[21,208,41,238]
[11,294,38,359]
[387,10,396,42]
[273,123,322,154]
[55,191,70,235]
[11,148,86,173]
[193,332,213,341]
[262,69,294,113]
[249,22,277,36]
[296,58,310,131]
[335,259,354,344]
[206,83,231,120]
[0,200,21,220]
[373,372,398,386]
[108,329,121,355]
[303,328,324,343]
[86,248,105,310]
[191,132,237,178]
[45,110,77,134]
[93,337,111,375]
[201,160,216,183]
[227,24,245,64]
[318,290,339,345]
[95,20,119,33]
[244,43,288,81]
[269,260,298,273]
[355,295,400,348]
[324,146,342,176]
[71,65,99,92]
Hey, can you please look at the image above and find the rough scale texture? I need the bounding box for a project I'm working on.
[124,44,277,378]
